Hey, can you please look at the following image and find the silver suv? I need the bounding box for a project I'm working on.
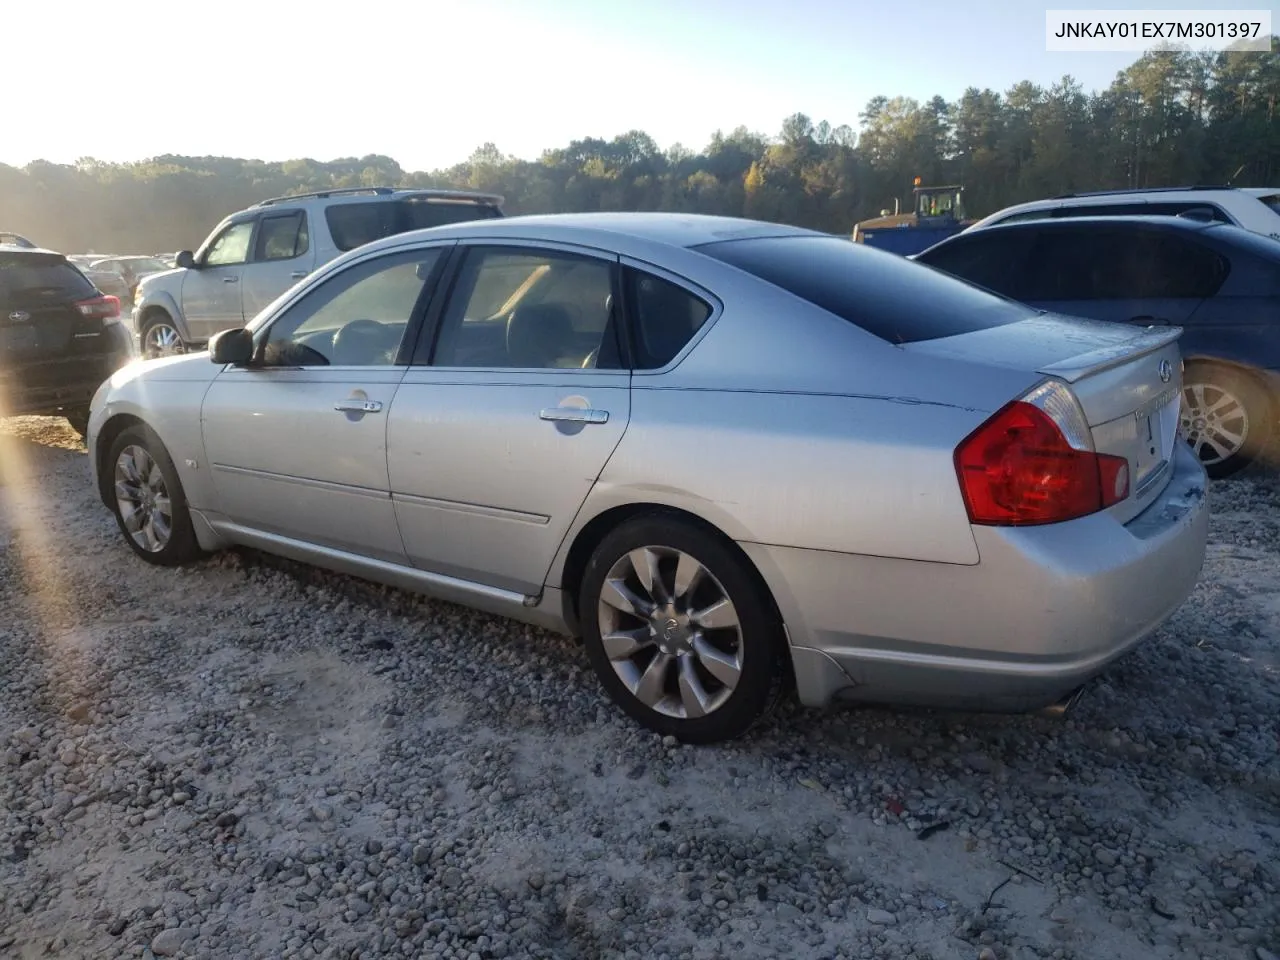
[131,186,504,357]
[966,186,1280,240]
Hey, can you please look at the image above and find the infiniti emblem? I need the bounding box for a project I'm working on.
[8,310,30,323]
[1158,359,1172,383]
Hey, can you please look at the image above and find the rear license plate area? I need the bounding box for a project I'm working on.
[1132,386,1180,491]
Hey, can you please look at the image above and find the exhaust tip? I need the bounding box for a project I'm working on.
[1036,684,1087,718]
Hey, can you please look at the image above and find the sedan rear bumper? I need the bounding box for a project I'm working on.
[745,440,1209,712]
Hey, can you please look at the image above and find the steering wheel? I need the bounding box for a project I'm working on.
[330,319,388,366]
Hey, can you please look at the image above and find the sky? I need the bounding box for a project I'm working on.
[4,0,1275,172]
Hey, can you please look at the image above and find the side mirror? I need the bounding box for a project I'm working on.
[175,250,196,269]
[209,327,254,366]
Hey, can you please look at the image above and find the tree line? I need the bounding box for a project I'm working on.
[2,44,1278,255]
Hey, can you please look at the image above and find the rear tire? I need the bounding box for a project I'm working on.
[107,425,202,566]
[1180,363,1271,480]
[578,514,789,744]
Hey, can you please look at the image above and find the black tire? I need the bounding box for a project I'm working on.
[1180,363,1272,480]
[106,424,203,566]
[578,514,789,744]
[64,408,90,439]
[141,311,186,359]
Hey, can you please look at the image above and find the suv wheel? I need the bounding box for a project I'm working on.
[142,313,185,359]
[578,514,789,744]
[1180,363,1271,479]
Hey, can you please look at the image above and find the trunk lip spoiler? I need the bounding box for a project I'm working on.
[1036,325,1184,383]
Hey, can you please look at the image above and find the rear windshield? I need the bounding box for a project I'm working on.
[693,234,1032,343]
[325,199,502,252]
[0,253,97,305]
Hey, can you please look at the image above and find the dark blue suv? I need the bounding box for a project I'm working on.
[916,216,1280,478]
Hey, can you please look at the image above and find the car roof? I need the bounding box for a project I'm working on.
[358,211,819,257]
[0,245,67,258]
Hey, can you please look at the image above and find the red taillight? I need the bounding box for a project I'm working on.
[75,294,120,320]
[955,398,1130,526]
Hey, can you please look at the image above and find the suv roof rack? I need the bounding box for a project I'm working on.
[1050,185,1238,200]
[253,186,396,208]
[252,186,505,208]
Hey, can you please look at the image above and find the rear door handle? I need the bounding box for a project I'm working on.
[335,399,383,414]
[290,271,307,279]
[540,407,609,424]
[223,276,239,284]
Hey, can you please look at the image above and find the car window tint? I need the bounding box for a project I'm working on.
[625,269,712,369]
[431,247,618,369]
[402,200,502,230]
[325,202,398,252]
[915,230,1031,298]
[695,235,1031,343]
[255,212,308,262]
[0,253,97,305]
[260,249,440,367]
[204,221,254,267]
[1021,228,1228,300]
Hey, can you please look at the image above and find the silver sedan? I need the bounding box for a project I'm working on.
[86,213,1210,743]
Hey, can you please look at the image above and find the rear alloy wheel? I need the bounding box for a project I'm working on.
[1180,364,1270,480]
[107,425,202,566]
[142,315,185,359]
[579,515,788,744]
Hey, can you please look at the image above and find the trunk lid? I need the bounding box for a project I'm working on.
[0,253,102,366]
[907,312,1185,522]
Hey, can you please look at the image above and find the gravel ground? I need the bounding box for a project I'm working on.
[0,415,1277,960]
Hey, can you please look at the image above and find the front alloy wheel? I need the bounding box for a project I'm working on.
[1179,365,1269,479]
[143,320,185,359]
[114,444,173,553]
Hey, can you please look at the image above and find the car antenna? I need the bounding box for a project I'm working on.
[1226,163,1247,186]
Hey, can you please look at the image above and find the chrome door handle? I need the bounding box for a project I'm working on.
[223,276,239,283]
[290,271,307,279]
[335,399,383,413]
[540,407,608,424]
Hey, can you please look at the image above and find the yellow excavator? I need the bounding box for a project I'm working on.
[852,177,975,255]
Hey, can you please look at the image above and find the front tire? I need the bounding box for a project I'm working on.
[141,312,186,359]
[579,514,788,744]
[107,425,202,566]
[1180,363,1271,480]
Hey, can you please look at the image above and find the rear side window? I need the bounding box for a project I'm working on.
[1020,228,1228,300]
[0,253,97,305]
[402,200,502,231]
[1257,194,1280,216]
[915,230,1033,298]
[255,212,309,261]
[326,200,502,252]
[625,269,712,369]
[694,235,1031,344]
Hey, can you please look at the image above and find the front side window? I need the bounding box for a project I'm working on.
[430,247,618,369]
[203,221,255,267]
[255,212,309,262]
[260,249,441,367]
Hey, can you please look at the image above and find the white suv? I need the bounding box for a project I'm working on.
[965,186,1280,240]
[131,186,504,358]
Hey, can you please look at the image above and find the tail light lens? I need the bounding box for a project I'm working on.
[75,294,120,321]
[955,380,1130,526]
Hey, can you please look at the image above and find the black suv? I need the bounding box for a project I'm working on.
[0,245,134,436]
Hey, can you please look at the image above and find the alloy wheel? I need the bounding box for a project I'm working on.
[114,444,173,553]
[1181,381,1249,467]
[596,545,744,719]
